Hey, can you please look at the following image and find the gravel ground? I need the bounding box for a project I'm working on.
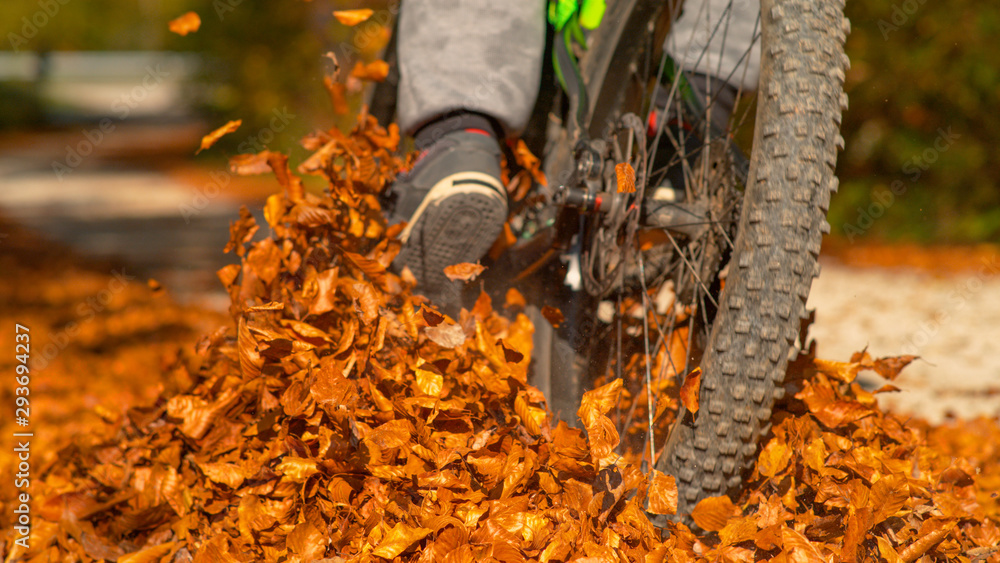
[807,257,1000,423]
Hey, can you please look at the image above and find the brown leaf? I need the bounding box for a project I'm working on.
[871,472,910,523]
[197,120,241,154]
[367,419,412,449]
[781,526,827,563]
[647,470,678,515]
[168,12,200,36]
[541,305,564,328]
[899,518,956,563]
[333,8,374,26]
[424,322,467,348]
[229,151,274,175]
[421,307,444,327]
[497,339,524,363]
[323,76,349,115]
[287,522,326,560]
[757,438,792,478]
[371,522,432,559]
[814,358,862,383]
[615,162,636,193]
[444,262,486,282]
[505,287,527,309]
[350,60,390,82]
[117,542,174,563]
[690,495,739,532]
[679,367,702,414]
[872,355,917,381]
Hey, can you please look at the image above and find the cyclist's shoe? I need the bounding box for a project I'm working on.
[385,129,508,310]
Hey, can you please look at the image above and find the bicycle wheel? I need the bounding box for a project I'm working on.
[535,0,848,519]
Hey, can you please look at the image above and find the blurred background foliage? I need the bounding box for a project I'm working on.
[0,0,997,241]
[836,0,1000,242]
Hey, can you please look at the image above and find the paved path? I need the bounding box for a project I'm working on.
[808,258,1000,422]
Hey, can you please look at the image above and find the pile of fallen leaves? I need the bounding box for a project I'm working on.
[3,116,1000,563]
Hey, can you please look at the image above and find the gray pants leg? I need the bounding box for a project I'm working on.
[396,0,547,136]
[665,0,763,92]
[396,0,761,136]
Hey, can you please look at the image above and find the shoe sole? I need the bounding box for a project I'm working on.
[396,172,507,305]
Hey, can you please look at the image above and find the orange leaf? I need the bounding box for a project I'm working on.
[168,12,200,36]
[333,8,374,26]
[899,518,955,563]
[415,366,444,397]
[781,526,826,563]
[497,339,524,364]
[615,162,636,193]
[871,473,909,523]
[647,470,678,515]
[679,367,702,414]
[871,355,917,381]
[350,60,390,82]
[541,305,564,328]
[443,262,486,282]
[276,457,319,482]
[513,138,547,185]
[323,76,349,115]
[424,322,467,349]
[229,151,274,175]
[813,358,862,383]
[505,287,527,309]
[198,120,241,154]
[690,495,739,532]
[367,419,412,449]
[758,439,792,478]
[371,522,432,559]
[719,515,758,546]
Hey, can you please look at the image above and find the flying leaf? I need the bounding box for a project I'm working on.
[333,8,374,26]
[168,12,200,36]
[424,322,467,348]
[198,120,242,154]
[541,305,564,328]
[505,287,527,309]
[615,162,636,193]
[350,60,390,82]
[443,262,485,282]
[679,367,702,414]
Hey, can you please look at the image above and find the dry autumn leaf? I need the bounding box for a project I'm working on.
[679,366,702,414]
[168,11,200,36]
[12,102,1000,563]
[333,8,374,26]
[443,262,486,282]
[541,305,564,327]
[615,162,636,193]
[647,470,678,515]
[424,322,467,348]
[690,495,740,532]
[350,60,390,82]
[197,119,241,154]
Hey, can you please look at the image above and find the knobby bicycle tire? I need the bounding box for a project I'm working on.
[652,0,849,518]
[536,0,849,520]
